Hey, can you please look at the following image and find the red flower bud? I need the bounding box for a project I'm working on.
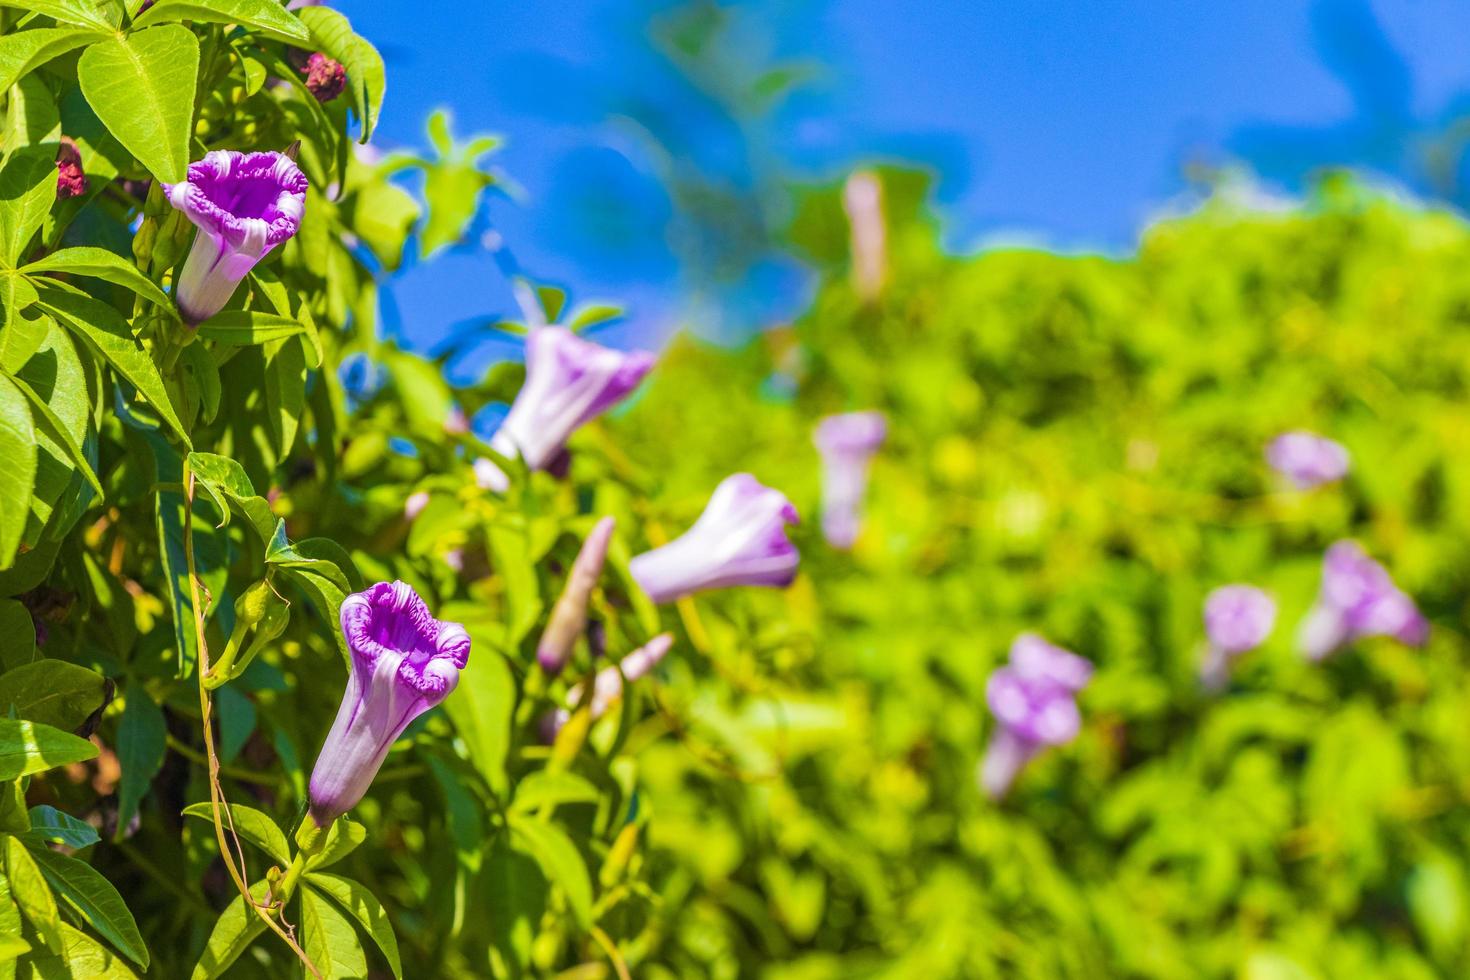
[56,137,87,200]
[301,52,347,103]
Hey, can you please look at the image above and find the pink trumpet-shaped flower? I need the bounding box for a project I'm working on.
[547,633,674,736]
[491,326,655,471]
[980,634,1092,800]
[629,474,799,604]
[1200,585,1276,690]
[814,411,886,549]
[1299,541,1428,661]
[308,582,470,825]
[1266,431,1350,489]
[164,151,308,324]
[537,517,615,675]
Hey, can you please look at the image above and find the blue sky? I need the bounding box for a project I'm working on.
[333,0,1470,360]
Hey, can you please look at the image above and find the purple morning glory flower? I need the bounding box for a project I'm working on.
[537,517,615,675]
[980,634,1092,800]
[629,474,800,604]
[1266,431,1350,489]
[164,150,308,324]
[308,581,470,825]
[1200,584,1276,690]
[473,456,510,493]
[547,633,674,736]
[1299,541,1428,661]
[814,411,887,549]
[490,326,656,471]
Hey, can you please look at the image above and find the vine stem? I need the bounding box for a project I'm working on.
[184,465,323,978]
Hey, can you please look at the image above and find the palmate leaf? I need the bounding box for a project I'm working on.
[305,873,403,980]
[24,841,150,969]
[76,26,200,184]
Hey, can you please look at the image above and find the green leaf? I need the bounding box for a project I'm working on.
[483,834,545,975]
[76,26,199,184]
[3,833,60,953]
[0,0,120,30]
[301,884,368,980]
[180,341,220,424]
[298,7,384,142]
[0,273,45,373]
[21,247,173,311]
[131,0,309,42]
[0,374,37,568]
[14,316,97,540]
[113,691,165,837]
[195,310,305,346]
[26,805,100,849]
[441,647,514,796]
[35,282,190,445]
[0,28,104,100]
[10,352,104,500]
[0,146,59,266]
[263,334,305,459]
[0,599,36,670]
[17,921,139,979]
[306,873,403,980]
[181,802,289,866]
[508,813,593,928]
[487,523,542,648]
[185,451,273,543]
[0,865,28,959]
[189,879,269,980]
[3,64,60,155]
[304,818,365,871]
[24,842,149,968]
[510,770,600,814]
[0,660,109,731]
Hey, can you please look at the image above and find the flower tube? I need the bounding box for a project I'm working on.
[164,150,308,324]
[629,474,799,604]
[547,633,674,736]
[980,634,1092,800]
[537,517,615,675]
[490,326,655,471]
[1266,431,1350,489]
[1200,585,1276,690]
[813,411,887,549]
[1299,541,1428,661]
[308,581,470,825]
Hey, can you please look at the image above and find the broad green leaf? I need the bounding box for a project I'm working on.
[0,867,27,959]
[11,318,104,499]
[486,523,542,647]
[0,374,37,567]
[299,7,384,141]
[262,335,306,459]
[195,310,305,346]
[3,73,61,152]
[0,660,109,731]
[10,373,101,501]
[35,282,189,445]
[0,146,58,266]
[0,599,35,670]
[483,834,545,976]
[301,884,368,980]
[189,879,269,980]
[24,843,149,968]
[216,684,255,763]
[304,818,365,871]
[0,274,44,373]
[0,0,119,30]
[508,813,593,928]
[0,531,61,598]
[180,341,220,424]
[3,834,60,953]
[265,532,363,592]
[131,0,310,42]
[185,451,274,543]
[17,921,138,979]
[76,26,199,184]
[181,802,290,866]
[441,647,514,796]
[420,159,492,258]
[26,805,100,850]
[306,873,403,980]
[113,690,165,837]
[0,29,103,102]
[21,247,173,311]
[510,770,600,814]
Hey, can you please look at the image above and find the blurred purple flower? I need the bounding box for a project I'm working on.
[164,150,307,324]
[473,456,509,493]
[538,517,615,675]
[980,634,1091,799]
[404,490,429,521]
[308,582,470,825]
[814,411,886,549]
[629,474,799,604]
[1266,431,1350,488]
[490,326,655,471]
[547,633,674,736]
[1200,584,1276,690]
[1299,541,1428,661]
